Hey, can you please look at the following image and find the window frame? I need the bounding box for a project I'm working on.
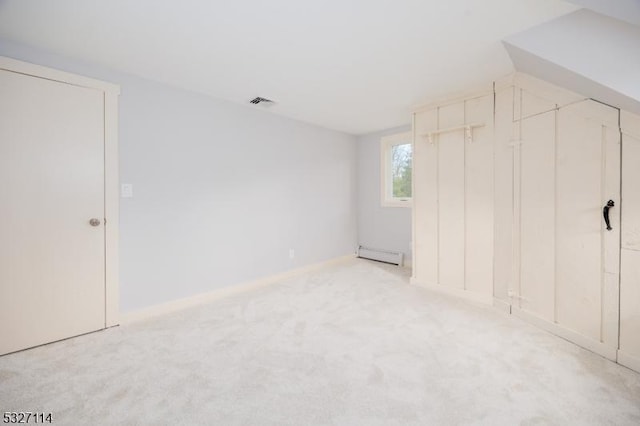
[380,131,413,208]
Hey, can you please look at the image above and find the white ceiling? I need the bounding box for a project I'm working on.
[0,0,577,134]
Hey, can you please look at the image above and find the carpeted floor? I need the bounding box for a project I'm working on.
[1,258,639,425]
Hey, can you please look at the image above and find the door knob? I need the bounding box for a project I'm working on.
[89,218,101,227]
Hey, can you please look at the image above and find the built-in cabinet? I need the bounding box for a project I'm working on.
[412,73,640,373]
[412,94,494,304]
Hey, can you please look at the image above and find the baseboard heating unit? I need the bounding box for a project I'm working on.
[357,245,404,266]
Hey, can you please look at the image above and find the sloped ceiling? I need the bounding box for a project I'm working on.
[505,9,640,115]
[565,0,640,26]
[0,0,576,134]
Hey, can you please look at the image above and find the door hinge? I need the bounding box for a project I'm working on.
[508,289,527,300]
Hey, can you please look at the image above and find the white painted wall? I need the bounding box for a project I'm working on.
[0,39,358,313]
[356,126,412,262]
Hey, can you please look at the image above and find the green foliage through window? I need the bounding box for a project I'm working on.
[391,143,412,198]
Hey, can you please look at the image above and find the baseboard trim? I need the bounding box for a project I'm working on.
[617,350,640,373]
[409,278,493,305]
[121,254,356,324]
[511,307,617,361]
[493,297,512,315]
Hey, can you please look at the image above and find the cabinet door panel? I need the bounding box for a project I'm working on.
[519,111,556,321]
[516,98,620,353]
[620,130,640,364]
[437,103,465,289]
[555,106,607,341]
[413,109,439,284]
[465,96,493,295]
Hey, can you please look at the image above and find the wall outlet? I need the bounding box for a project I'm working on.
[289,249,295,260]
[121,183,133,198]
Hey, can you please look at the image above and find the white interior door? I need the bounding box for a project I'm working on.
[0,68,106,355]
[515,98,621,357]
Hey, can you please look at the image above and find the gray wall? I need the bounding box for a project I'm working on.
[356,125,412,263]
[0,39,358,313]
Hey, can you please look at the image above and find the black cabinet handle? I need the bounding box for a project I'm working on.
[603,200,615,231]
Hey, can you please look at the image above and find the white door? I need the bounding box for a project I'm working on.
[0,68,106,355]
[514,99,621,358]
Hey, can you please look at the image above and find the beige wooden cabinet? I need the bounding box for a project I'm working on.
[412,73,640,372]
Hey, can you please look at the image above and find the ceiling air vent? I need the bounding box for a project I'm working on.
[249,96,275,107]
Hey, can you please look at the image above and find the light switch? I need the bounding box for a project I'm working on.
[121,184,133,198]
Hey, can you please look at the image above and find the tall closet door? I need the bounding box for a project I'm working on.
[514,98,620,358]
[0,68,106,355]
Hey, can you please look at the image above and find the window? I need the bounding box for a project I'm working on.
[381,131,412,207]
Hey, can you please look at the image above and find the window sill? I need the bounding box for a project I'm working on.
[381,199,413,208]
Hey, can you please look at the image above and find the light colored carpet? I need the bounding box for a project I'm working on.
[1,258,639,425]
